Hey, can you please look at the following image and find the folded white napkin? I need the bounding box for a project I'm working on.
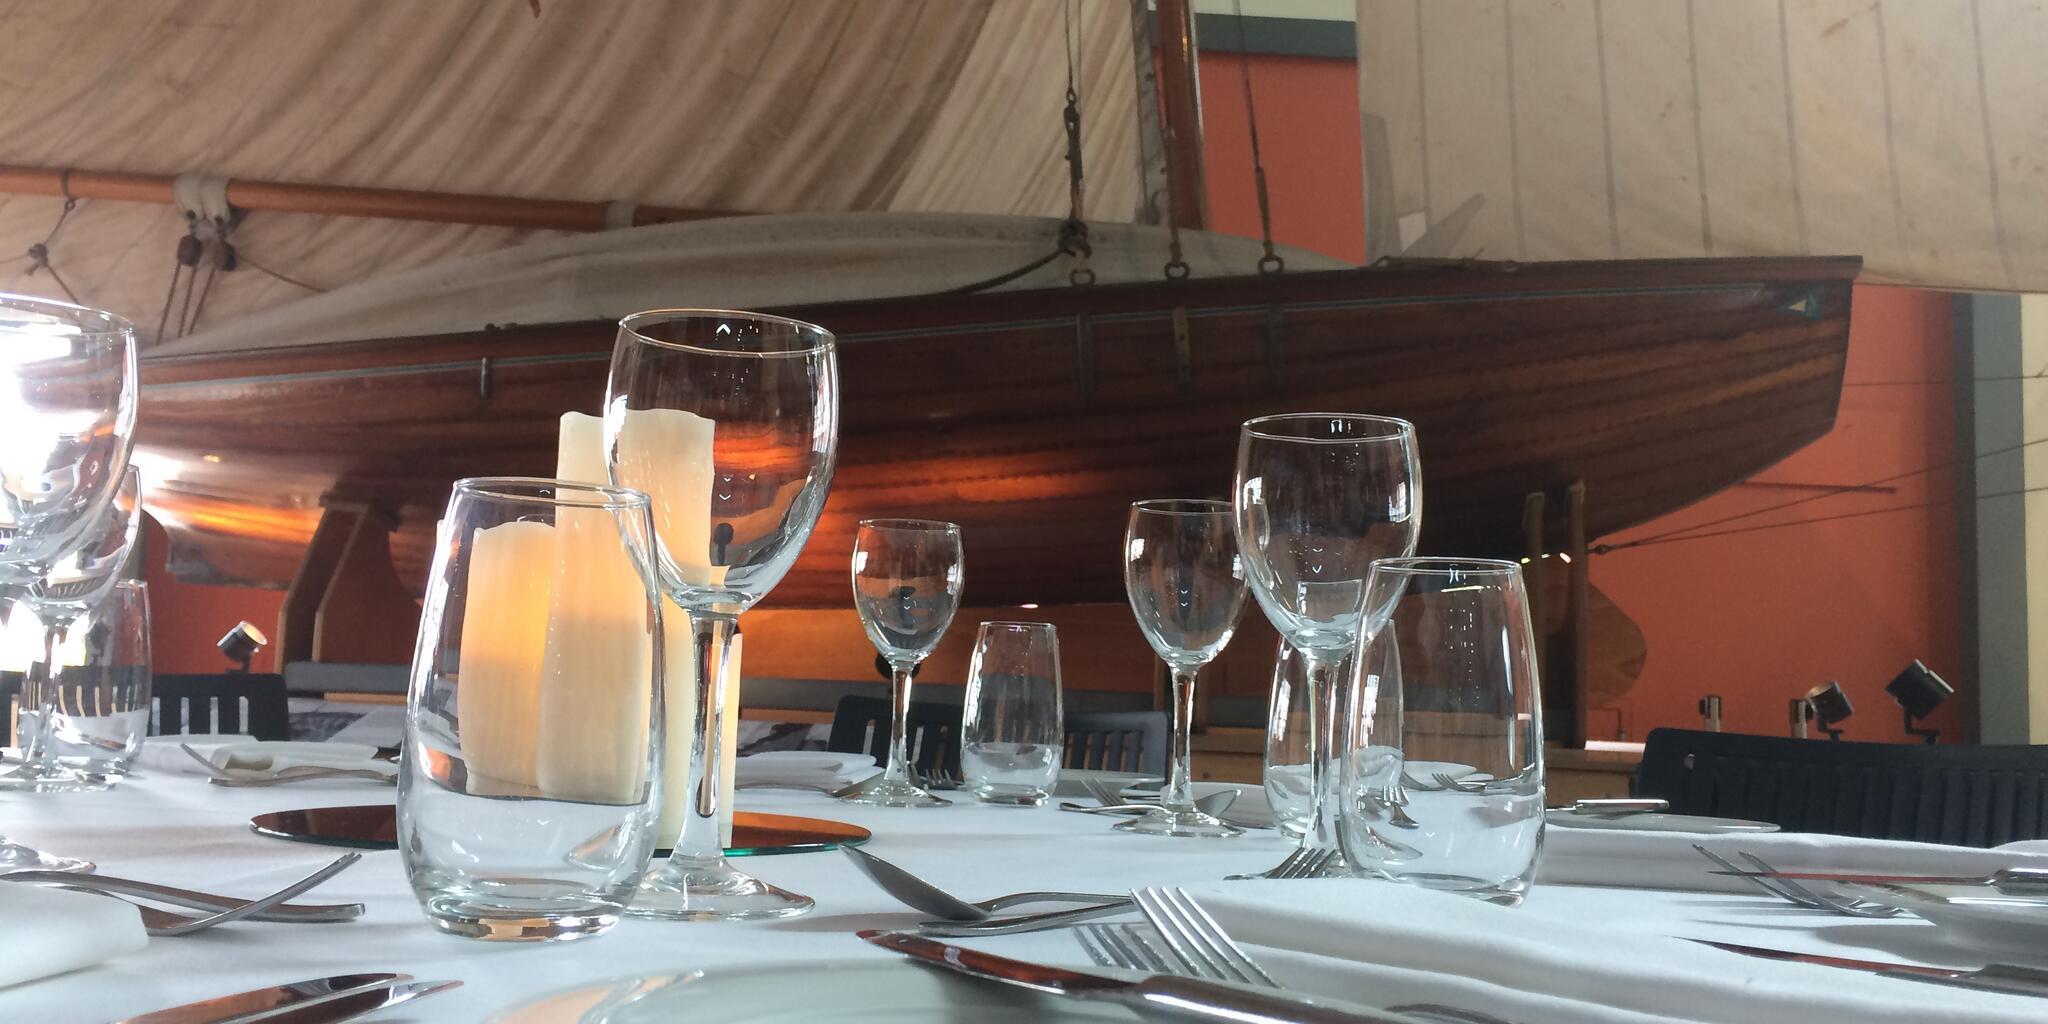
[1180,880,2041,1024]
[132,735,393,779]
[1538,827,2048,892]
[0,884,148,988]
[734,750,877,788]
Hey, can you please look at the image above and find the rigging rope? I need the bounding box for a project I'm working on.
[1231,0,1282,275]
[21,171,84,304]
[1595,481,2048,553]
[1060,0,1093,286]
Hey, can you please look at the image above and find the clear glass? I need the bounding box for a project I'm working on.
[1233,413,1419,864]
[8,466,142,790]
[962,622,1063,805]
[12,580,150,783]
[605,309,836,921]
[1263,637,1344,840]
[399,478,665,942]
[0,295,137,580]
[847,518,964,808]
[0,294,136,874]
[1120,499,1247,837]
[1339,558,1544,904]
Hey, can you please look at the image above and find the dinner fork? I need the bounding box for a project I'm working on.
[1689,845,1899,918]
[63,852,361,936]
[1120,888,1516,1024]
[1227,847,1334,881]
[1431,772,1491,794]
[920,767,962,791]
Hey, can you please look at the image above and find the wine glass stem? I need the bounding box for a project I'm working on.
[669,609,737,870]
[885,661,917,784]
[21,622,64,769]
[1301,649,1343,851]
[1165,665,1200,813]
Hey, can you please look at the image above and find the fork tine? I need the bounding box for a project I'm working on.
[1133,888,1227,980]
[1737,852,1900,918]
[1113,923,1178,973]
[1094,922,1162,972]
[1162,887,1279,987]
[1732,851,1837,909]
[1690,844,1822,908]
[1075,924,1119,969]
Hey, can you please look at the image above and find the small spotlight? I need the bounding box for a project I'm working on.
[201,452,223,464]
[1697,694,1722,732]
[1018,603,1040,610]
[217,621,268,673]
[1803,681,1854,740]
[1887,660,1953,745]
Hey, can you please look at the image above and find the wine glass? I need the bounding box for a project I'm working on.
[605,309,837,921]
[1120,499,1248,836]
[1340,558,1543,904]
[9,466,142,790]
[1233,413,1419,863]
[847,518,964,808]
[0,294,136,873]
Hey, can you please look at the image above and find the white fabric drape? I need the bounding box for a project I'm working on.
[1356,0,2048,292]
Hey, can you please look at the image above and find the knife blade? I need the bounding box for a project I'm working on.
[109,974,408,1024]
[857,929,1413,1024]
[1707,868,2048,893]
[1692,939,2048,998]
[244,980,461,1024]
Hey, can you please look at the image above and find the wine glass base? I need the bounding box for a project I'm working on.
[839,777,950,808]
[0,762,105,793]
[0,837,93,873]
[1113,807,1243,838]
[626,859,815,921]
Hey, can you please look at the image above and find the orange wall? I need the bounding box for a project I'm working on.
[141,518,284,674]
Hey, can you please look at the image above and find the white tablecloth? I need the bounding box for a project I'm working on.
[1,768,2039,1022]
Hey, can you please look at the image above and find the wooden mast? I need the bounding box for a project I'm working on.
[1154,0,1208,230]
[0,165,735,233]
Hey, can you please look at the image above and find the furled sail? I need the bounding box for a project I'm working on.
[1356,0,2048,292]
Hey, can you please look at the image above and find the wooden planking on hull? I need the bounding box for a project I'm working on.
[136,257,1859,606]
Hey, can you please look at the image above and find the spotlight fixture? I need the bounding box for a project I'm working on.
[1789,697,1814,739]
[1803,680,1854,740]
[217,621,269,674]
[1698,694,1723,732]
[1886,659,1953,745]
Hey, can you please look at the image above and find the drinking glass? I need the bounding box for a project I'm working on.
[961,622,1063,805]
[0,294,136,874]
[606,309,837,921]
[1263,637,1338,839]
[14,580,150,783]
[10,466,142,789]
[1340,558,1543,904]
[1234,413,1419,863]
[848,518,964,808]
[399,478,664,941]
[1121,499,1248,837]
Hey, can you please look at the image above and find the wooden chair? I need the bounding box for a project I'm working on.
[825,694,962,776]
[1635,727,2048,847]
[151,674,291,741]
[1064,710,1169,776]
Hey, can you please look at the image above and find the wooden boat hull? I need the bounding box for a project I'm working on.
[137,257,1859,607]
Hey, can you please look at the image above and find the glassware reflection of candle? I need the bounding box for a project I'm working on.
[453,520,553,791]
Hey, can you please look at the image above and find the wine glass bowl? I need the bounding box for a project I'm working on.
[1119,499,1247,837]
[846,518,964,808]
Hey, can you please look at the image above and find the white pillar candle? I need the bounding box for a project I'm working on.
[453,519,554,791]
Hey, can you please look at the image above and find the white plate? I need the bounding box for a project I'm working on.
[1543,809,1779,834]
[1840,883,2048,958]
[488,959,1141,1023]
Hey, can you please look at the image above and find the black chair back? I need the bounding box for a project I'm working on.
[1636,727,2048,847]
[1064,710,1169,776]
[152,674,290,740]
[826,694,961,776]
[0,671,19,747]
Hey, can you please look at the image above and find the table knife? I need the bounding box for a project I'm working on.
[859,929,1414,1023]
[239,979,460,1024]
[1706,867,2048,894]
[108,974,408,1024]
[1692,939,2048,998]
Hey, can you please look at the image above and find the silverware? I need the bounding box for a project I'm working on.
[181,743,394,787]
[1694,938,2048,998]
[1126,889,1515,1024]
[1227,847,1334,881]
[1060,790,1240,818]
[842,845,1126,921]
[125,853,362,936]
[860,928,1411,1023]
[2,870,364,922]
[918,899,1137,936]
[920,767,962,792]
[1430,772,1490,794]
[263,979,460,1024]
[1080,776,1126,807]
[108,973,408,1024]
[1554,798,1669,815]
[1691,844,1899,918]
[1707,865,2048,895]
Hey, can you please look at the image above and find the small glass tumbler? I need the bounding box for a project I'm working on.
[1263,637,1331,839]
[19,580,151,783]
[961,622,1063,805]
[399,477,665,942]
[1339,558,1543,904]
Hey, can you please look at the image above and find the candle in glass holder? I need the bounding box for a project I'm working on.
[453,519,554,791]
